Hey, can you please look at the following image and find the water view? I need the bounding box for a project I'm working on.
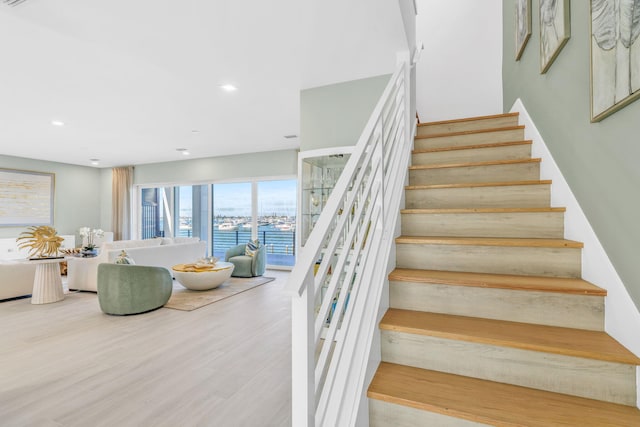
[178,215,296,266]
[142,180,297,267]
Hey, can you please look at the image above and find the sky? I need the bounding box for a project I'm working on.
[178,180,297,217]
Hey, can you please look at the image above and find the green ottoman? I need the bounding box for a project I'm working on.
[97,264,172,315]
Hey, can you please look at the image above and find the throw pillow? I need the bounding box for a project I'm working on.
[245,239,260,257]
[114,250,135,265]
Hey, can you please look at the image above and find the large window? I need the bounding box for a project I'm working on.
[140,187,166,239]
[138,178,296,268]
[258,180,296,266]
[140,185,207,241]
[212,182,252,259]
[177,185,208,240]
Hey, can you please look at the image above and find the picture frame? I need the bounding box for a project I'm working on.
[0,168,54,226]
[540,0,571,74]
[516,0,532,60]
[590,0,640,122]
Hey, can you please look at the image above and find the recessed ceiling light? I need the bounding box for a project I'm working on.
[176,148,190,156]
[51,120,65,127]
[90,159,100,166]
[219,84,237,92]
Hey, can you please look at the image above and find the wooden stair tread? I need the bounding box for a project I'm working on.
[412,140,532,154]
[368,362,640,426]
[395,236,584,249]
[409,158,540,170]
[388,268,606,295]
[405,180,551,190]
[380,310,640,364]
[418,112,519,127]
[401,207,565,214]
[415,125,525,140]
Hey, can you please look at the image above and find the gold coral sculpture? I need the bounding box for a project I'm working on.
[16,225,64,258]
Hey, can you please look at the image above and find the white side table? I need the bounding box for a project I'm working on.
[25,258,65,304]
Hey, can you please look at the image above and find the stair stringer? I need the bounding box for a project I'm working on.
[512,98,640,407]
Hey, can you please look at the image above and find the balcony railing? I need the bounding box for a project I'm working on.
[212,229,296,266]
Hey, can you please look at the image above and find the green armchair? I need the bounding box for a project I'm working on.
[97,263,173,315]
[225,243,266,277]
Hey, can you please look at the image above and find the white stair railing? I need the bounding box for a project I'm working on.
[288,54,413,427]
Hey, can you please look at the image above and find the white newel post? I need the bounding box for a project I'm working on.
[291,269,315,427]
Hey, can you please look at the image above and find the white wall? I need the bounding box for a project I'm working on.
[415,0,503,121]
[301,0,408,89]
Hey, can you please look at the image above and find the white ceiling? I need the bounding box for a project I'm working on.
[0,0,408,168]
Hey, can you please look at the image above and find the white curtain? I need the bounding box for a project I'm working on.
[112,166,134,241]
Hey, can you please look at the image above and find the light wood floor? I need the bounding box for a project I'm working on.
[0,270,292,427]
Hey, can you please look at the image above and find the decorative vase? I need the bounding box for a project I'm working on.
[81,248,98,258]
[115,250,135,264]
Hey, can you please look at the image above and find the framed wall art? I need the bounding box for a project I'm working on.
[516,0,532,60]
[540,0,571,73]
[591,0,640,122]
[0,168,54,226]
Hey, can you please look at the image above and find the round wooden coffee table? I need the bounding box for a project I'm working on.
[172,261,235,291]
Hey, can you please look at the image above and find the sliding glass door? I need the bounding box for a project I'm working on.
[212,182,252,259]
[139,185,207,241]
[257,180,296,267]
[138,178,296,268]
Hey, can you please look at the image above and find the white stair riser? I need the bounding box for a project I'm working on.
[412,144,531,166]
[401,211,564,238]
[370,400,487,427]
[395,243,582,278]
[405,184,551,209]
[415,128,525,150]
[381,331,637,406]
[417,116,520,137]
[409,162,540,186]
[390,281,604,330]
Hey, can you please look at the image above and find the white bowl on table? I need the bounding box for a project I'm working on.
[172,261,234,291]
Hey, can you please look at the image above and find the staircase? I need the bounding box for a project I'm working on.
[367,113,640,426]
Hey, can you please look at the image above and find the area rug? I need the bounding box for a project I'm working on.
[164,276,275,311]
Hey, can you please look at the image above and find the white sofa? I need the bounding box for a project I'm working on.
[67,237,207,292]
[0,235,76,261]
[0,261,37,300]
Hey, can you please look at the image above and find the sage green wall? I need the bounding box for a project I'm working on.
[0,155,102,242]
[300,74,391,151]
[503,1,640,308]
[133,149,298,185]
